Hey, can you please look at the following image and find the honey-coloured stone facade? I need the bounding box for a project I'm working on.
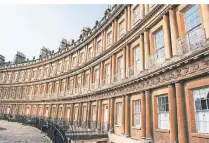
[1,4,209,143]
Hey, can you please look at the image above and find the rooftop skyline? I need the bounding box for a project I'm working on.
[0,4,108,62]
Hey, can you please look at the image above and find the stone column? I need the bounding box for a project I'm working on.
[124,95,130,136]
[201,4,209,39]
[141,92,146,138]
[123,47,126,79]
[140,4,145,19]
[145,90,152,139]
[169,8,178,56]
[97,100,102,130]
[111,54,116,83]
[79,103,82,126]
[144,30,150,70]
[126,44,130,78]
[127,5,131,31]
[100,61,104,86]
[168,84,178,143]
[145,4,149,15]
[163,14,172,59]
[63,104,67,120]
[109,98,114,132]
[175,82,187,143]
[87,101,91,128]
[112,21,115,43]
[121,95,125,133]
[114,20,117,42]
[70,104,74,122]
[140,34,145,71]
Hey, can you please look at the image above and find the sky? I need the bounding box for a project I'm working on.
[0,4,108,62]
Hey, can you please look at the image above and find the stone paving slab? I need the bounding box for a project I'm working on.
[0,120,51,143]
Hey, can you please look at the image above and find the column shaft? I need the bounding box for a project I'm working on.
[111,54,116,83]
[97,100,102,130]
[121,95,125,133]
[145,4,149,15]
[140,34,145,71]
[140,4,145,19]
[141,92,146,138]
[201,4,209,39]
[163,14,172,59]
[109,98,114,132]
[168,84,178,142]
[169,9,178,56]
[125,95,130,136]
[175,83,187,143]
[123,47,126,79]
[126,44,130,78]
[144,31,150,70]
[145,91,152,139]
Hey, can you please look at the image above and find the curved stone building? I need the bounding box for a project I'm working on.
[1,4,209,143]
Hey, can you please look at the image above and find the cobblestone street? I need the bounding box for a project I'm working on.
[0,120,51,143]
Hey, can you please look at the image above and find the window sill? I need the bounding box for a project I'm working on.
[131,126,141,130]
[191,133,209,139]
[155,129,170,133]
[115,124,121,127]
[133,19,140,27]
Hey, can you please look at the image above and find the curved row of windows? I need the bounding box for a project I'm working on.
[0,4,208,102]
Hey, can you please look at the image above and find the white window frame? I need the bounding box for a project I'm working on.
[193,87,209,133]
[134,47,140,73]
[133,100,141,127]
[107,31,112,46]
[119,20,125,36]
[116,102,122,125]
[133,5,140,24]
[183,4,201,33]
[154,29,165,64]
[157,95,170,130]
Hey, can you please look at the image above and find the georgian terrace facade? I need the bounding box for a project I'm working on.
[1,4,209,143]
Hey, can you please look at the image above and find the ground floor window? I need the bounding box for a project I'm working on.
[157,95,169,130]
[193,87,209,133]
[133,100,141,127]
[116,102,122,125]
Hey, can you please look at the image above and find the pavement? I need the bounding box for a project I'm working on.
[0,120,51,143]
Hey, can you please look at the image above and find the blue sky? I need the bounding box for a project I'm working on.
[0,5,108,62]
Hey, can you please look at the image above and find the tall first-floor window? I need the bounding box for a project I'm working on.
[133,100,141,127]
[193,87,209,133]
[157,95,169,130]
[116,103,122,125]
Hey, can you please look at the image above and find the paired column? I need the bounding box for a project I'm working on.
[100,61,104,86]
[124,95,130,136]
[140,4,145,19]
[127,5,131,31]
[126,44,130,78]
[109,98,115,132]
[121,95,125,133]
[140,34,145,72]
[123,47,126,79]
[145,90,152,139]
[111,54,116,83]
[145,4,149,15]
[141,92,146,138]
[168,84,178,143]
[163,14,172,59]
[201,4,209,39]
[144,30,150,70]
[175,82,187,143]
[169,8,178,56]
[78,103,82,126]
[87,102,91,128]
[97,100,102,130]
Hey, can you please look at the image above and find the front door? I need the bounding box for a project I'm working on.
[103,105,108,131]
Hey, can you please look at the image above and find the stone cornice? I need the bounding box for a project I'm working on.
[0,4,169,87]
